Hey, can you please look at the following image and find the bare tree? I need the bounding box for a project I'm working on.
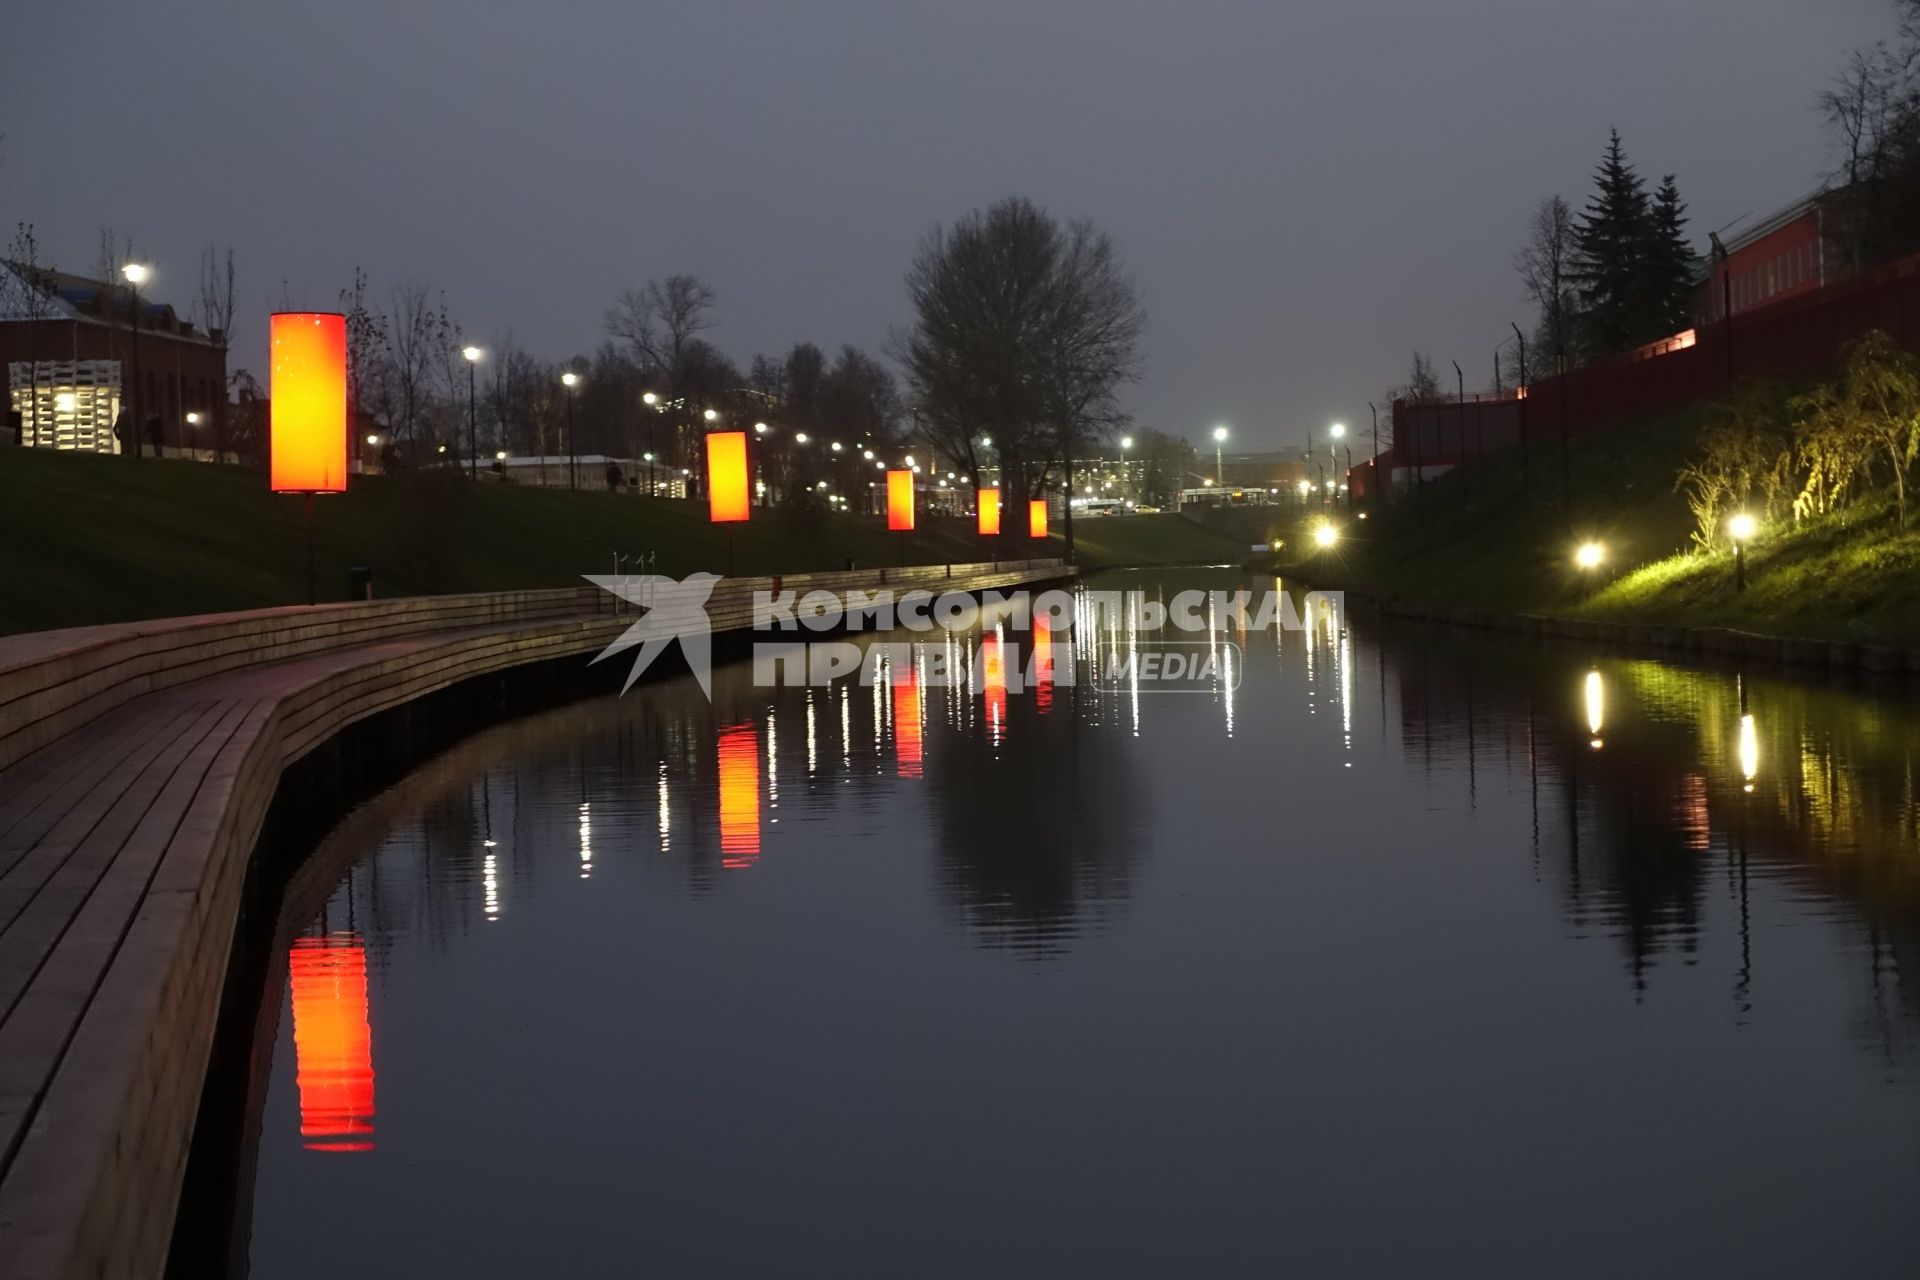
[3,223,57,444]
[339,267,387,436]
[197,243,236,458]
[902,196,1144,546]
[383,281,455,459]
[1515,195,1578,371]
[604,274,717,375]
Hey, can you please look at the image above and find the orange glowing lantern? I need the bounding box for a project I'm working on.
[1028,498,1049,538]
[269,312,348,494]
[977,488,1001,536]
[288,933,375,1152]
[892,660,923,778]
[718,721,762,869]
[887,469,916,531]
[707,431,750,523]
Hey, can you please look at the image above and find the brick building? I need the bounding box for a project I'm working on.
[1,260,227,455]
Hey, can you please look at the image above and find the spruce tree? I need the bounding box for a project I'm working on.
[1646,175,1699,338]
[1571,129,1653,359]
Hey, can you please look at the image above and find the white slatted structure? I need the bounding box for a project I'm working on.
[7,360,123,452]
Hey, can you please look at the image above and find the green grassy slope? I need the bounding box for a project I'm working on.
[0,450,1242,634]
[1279,404,1920,645]
[1066,513,1246,569]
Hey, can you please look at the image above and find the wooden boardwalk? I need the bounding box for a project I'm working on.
[0,559,1068,1280]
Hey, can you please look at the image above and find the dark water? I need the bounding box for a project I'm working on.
[212,569,1920,1278]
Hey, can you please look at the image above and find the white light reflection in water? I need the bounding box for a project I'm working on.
[578,801,592,879]
[1738,712,1759,792]
[767,710,780,821]
[1585,670,1605,750]
[805,688,818,778]
[657,763,671,853]
[482,852,499,921]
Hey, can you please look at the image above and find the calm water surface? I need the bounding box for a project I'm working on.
[214,569,1920,1277]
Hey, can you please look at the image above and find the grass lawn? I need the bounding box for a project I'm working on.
[0,449,1241,634]
[1274,403,1920,646]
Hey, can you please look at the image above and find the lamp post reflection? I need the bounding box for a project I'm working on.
[288,934,376,1153]
[1584,669,1605,750]
[718,722,762,869]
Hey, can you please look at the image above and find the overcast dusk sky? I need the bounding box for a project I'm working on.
[0,0,1897,451]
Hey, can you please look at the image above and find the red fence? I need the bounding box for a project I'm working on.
[1360,249,1920,497]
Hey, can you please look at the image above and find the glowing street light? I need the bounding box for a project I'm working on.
[1728,511,1757,591]
[754,421,768,434]
[1574,541,1605,571]
[642,391,658,406]
[1212,424,1228,485]
[702,407,719,422]
[1313,520,1339,549]
[795,431,810,444]
[461,345,483,478]
[121,262,153,458]
[560,371,581,489]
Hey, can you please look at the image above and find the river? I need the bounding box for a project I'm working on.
[182,567,1920,1277]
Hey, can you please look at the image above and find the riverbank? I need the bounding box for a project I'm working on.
[1276,405,1920,648]
[0,449,1233,634]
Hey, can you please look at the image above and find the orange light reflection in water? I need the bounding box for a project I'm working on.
[718,721,762,869]
[892,660,923,777]
[288,933,375,1152]
[982,633,1007,744]
[1032,626,1054,714]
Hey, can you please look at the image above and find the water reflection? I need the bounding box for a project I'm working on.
[285,935,375,1154]
[207,569,1920,1279]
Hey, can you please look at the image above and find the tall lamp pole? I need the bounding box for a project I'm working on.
[462,346,483,480]
[1330,422,1350,511]
[1452,360,1465,467]
[122,262,150,459]
[1212,424,1228,488]
[561,370,580,490]
[1119,435,1133,506]
[1510,323,1531,505]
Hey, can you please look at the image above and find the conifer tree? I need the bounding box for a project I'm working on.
[1570,129,1653,359]
[1647,174,1698,337]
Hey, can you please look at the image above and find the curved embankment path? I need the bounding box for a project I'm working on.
[0,559,1068,1280]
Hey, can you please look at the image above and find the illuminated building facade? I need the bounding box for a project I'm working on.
[0,260,227,454]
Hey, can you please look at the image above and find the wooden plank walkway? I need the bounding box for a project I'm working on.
[0,559,1069,1280]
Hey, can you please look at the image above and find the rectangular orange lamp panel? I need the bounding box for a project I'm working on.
[976,488,1000,536]
[707,431,750,523]
[1029,498,1049,538]
[269,312,348,493]
[887,469,915,531]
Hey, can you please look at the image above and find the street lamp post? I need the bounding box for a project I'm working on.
[463,346,483,480]
[1511,322,1531,505]
[1119,435,1133,506]
[185,410,201,462]
[561,371,580,490]
[1212,425,1228,489]
[122,262,150,459]
[1729,512,1757,591]
[642,391,659,494]
[1330,423,1349,510]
